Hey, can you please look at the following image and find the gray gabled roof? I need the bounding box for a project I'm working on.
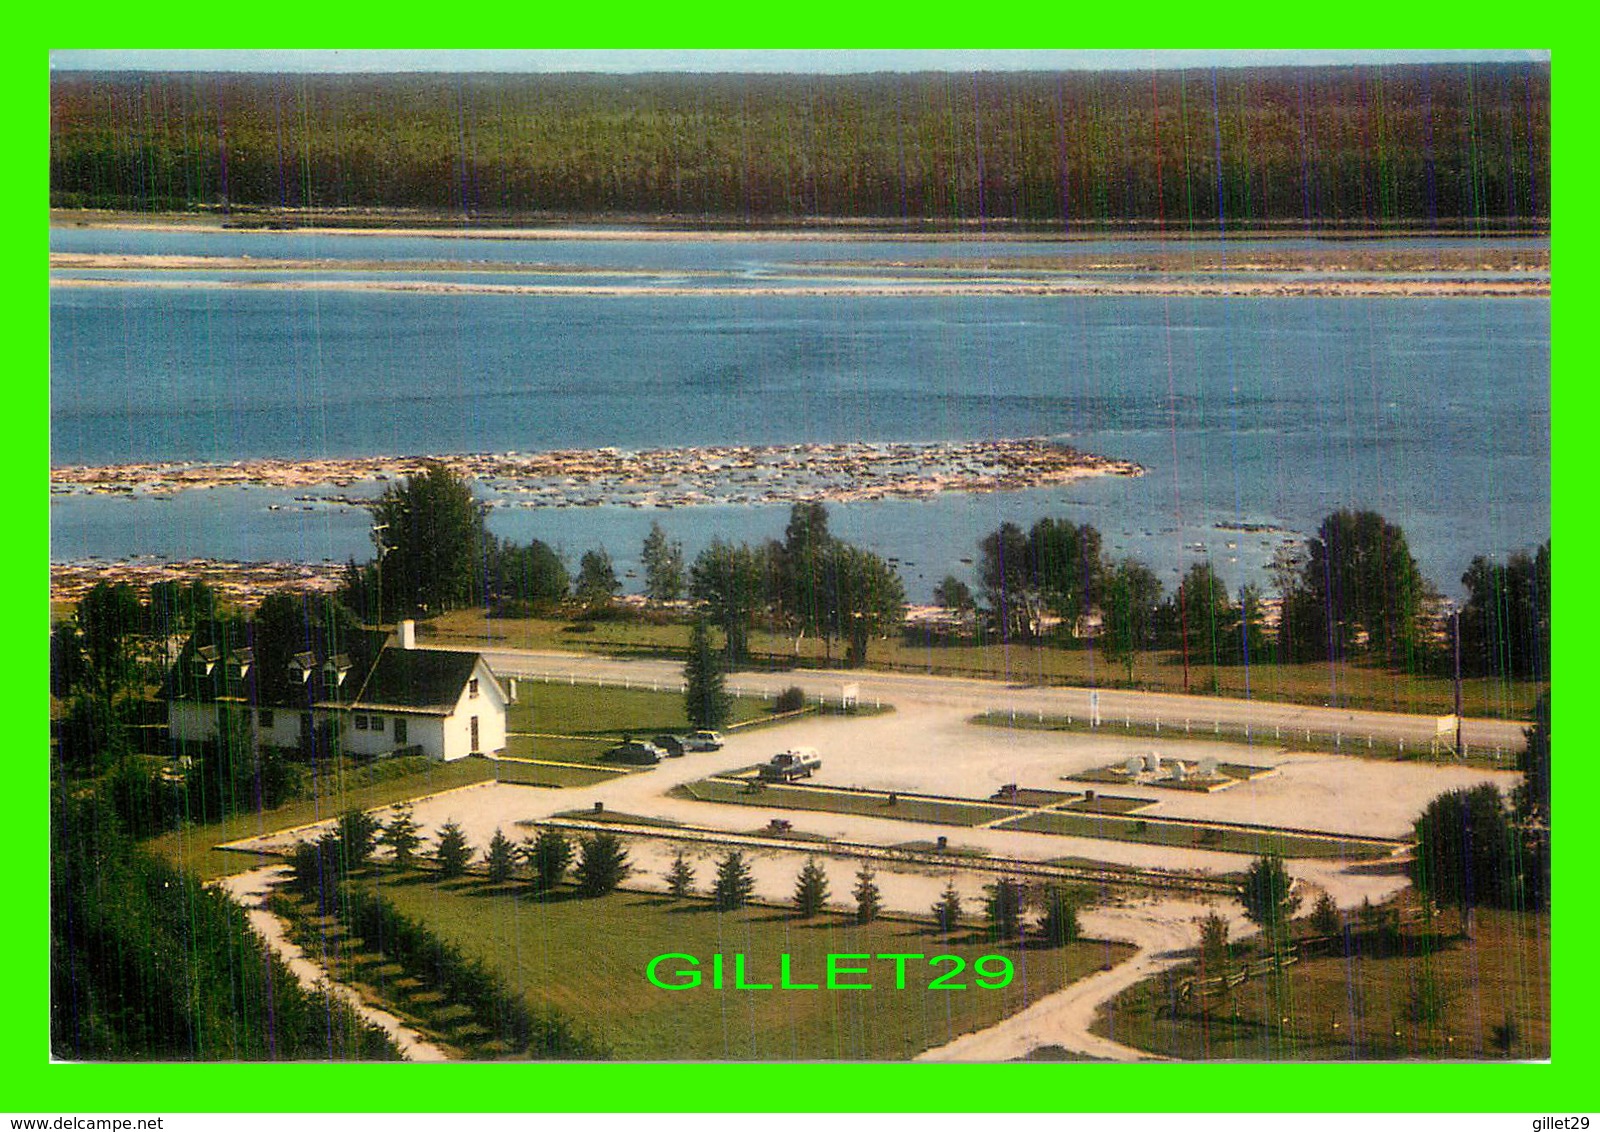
[349,649,485,714]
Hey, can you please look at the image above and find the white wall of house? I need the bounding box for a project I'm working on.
[436,658,508,760]
[253,707,306,749]
[401,714,448,761]
[169,702,220,743]
[170,652,508,763]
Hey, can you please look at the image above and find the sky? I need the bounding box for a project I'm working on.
[48,49,1550,74]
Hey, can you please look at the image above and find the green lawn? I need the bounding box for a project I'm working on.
[427,609,1544,721]
[491,761,628,789]
[995,810,1398,860]
[357,874,1134,1059]
[144,756,497,879]
[1094,905,1549,1060]
[680,777,1026,827]
[506,681,775,764]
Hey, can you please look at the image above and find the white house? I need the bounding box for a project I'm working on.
[167,619,508,762]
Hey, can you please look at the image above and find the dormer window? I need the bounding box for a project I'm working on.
[289,651,316,683]
[230,648,253,679]
[193,645,220,677]
[323,654,353,687]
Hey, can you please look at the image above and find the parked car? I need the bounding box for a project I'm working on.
[652,734,687,757]
[757,747,822,781]
[603,740,665,766]
[683,730,724,751]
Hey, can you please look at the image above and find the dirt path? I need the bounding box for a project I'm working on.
[919,898,1245,1062]
[213,867,450,1063]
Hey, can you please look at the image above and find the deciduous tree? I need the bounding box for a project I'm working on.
[368,462,489,618]
[1100,558,1162,682]
[1298,509,1430,665]
[1410,785,1521,931]
[690,540,770,663]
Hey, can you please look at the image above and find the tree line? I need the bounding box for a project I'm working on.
[333,465,1550,687]
[50,790,399,1060]
[51,65,1548,225]
[952,511,1549,684]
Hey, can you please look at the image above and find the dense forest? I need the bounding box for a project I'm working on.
[50,65,1548,226]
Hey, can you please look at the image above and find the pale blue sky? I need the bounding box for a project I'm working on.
[49,49,1550,74]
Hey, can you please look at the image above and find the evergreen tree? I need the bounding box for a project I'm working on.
[575,547,621,606]
[1197,910,1231,977]
[1037,885,1082,947]
[711,849,756,910]
[379,805,422,870]
[524,829,574,892]
[984,877,1027,940]
[792,857,830,917]
[574,832,631,896]
[1240,856,1302,952]
[1310,892,1341,937]
[852,864,882,924]
[287,836,340,912]
[664,851,697,898]
[484,828,517,884]
[641,521,686,603]
[683,619,732,730]
[433,819,472,879]
[337,809,381,867]
[932,880,964,933]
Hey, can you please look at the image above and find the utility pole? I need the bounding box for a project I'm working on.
[1453,608,1464,756]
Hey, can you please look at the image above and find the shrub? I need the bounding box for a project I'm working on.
[775,685,808,713]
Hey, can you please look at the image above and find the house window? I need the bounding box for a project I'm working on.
[370,715,385,733]
[470,715,480,752]
[469,678,479,699]
[394,718,408,745]
[258,710,274,729]
[355,714,369,730]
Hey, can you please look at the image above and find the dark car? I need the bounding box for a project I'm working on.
[652,734,687,757]
[602,740,664,766]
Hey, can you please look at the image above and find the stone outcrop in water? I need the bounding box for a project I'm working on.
[51,437,1143,511]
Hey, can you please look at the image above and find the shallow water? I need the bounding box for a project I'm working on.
[49,229,1551,601]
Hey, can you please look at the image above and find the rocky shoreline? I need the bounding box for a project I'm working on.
[50,557,345,607]
[51,437,1144,511]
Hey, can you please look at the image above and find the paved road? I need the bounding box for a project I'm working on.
[453,645,1530,752]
